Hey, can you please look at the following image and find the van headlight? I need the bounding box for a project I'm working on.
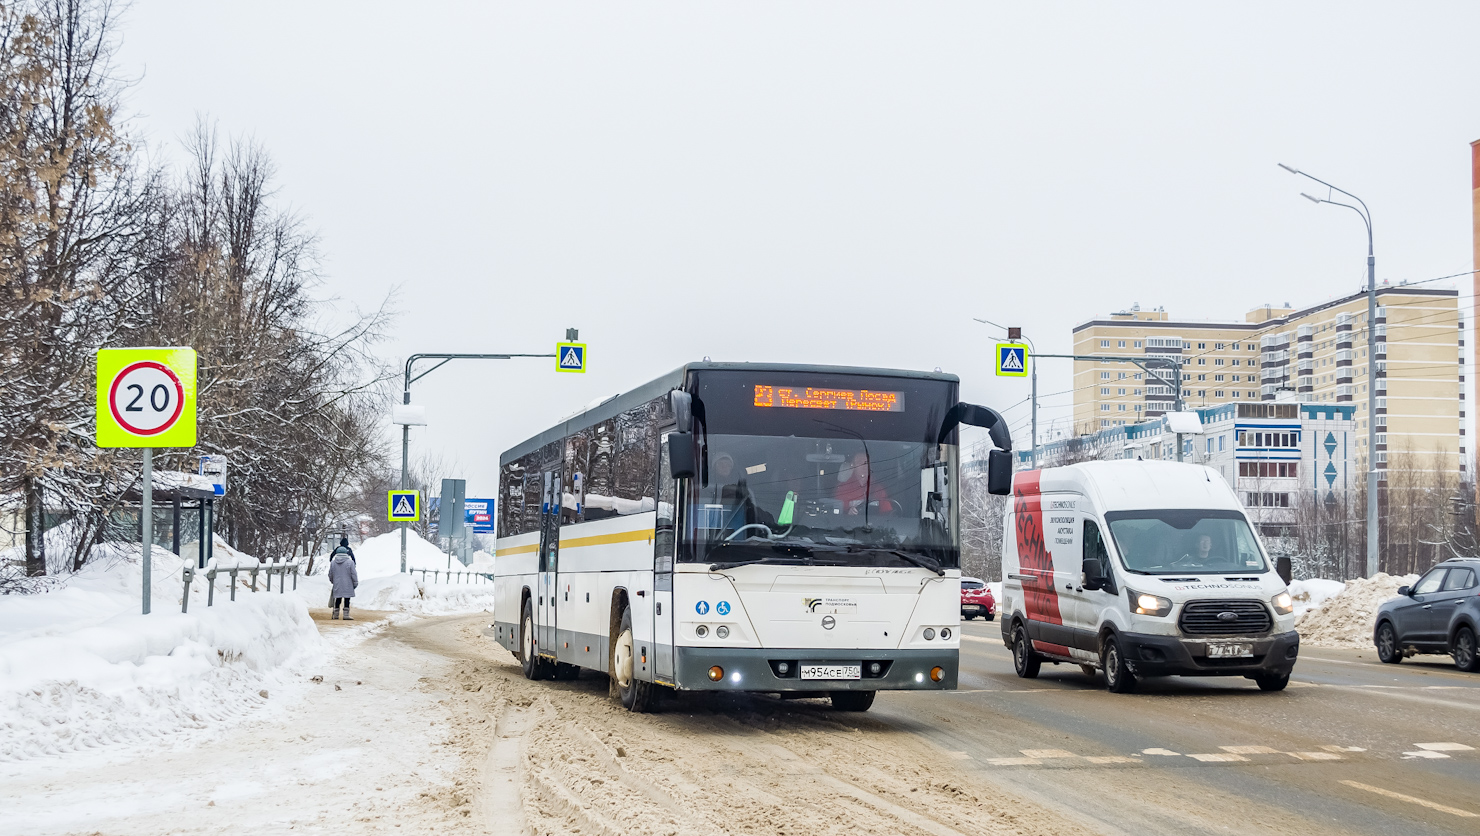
[1272,591,1294,616]
[1128,588,1172,617]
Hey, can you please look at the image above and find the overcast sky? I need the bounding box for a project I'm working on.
[115,2,1480,496]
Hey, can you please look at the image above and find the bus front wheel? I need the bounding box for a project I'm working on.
[613,607,654,713]
[521,598,551,681]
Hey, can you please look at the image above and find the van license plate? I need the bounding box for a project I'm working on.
[801,664,861,680]
[1206,643,1253,658]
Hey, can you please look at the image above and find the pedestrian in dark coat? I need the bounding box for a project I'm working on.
[328,549,359,620]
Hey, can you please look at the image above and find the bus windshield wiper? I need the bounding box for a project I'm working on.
[844,547,945,576]
[707,555,846,571]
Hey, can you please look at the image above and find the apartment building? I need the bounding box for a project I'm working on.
[1022,402,1357,534]
[1071,286,1464,476]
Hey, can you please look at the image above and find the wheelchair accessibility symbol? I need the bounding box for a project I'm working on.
[717,601,731,616]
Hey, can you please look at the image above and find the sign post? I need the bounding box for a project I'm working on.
[96,348,198,615]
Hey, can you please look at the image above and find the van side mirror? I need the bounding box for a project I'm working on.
[668,432,696,479]
[1396,585,1411,597]
[987,449,1012,496]
[1081,557,1106,591]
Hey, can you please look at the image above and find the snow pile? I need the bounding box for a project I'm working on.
[0,543,322,762]
[1288,578,1346,620]
[295,530,497,616]
[1295,573,1418,647]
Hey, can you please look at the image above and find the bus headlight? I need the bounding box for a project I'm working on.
[1128,589,1173,617]
[1272,591,1294,615]
[923,628,936,641]
[716,625,730,639]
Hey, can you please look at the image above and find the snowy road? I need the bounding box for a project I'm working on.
[7,612,1479,835]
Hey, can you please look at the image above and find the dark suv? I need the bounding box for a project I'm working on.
[1373,557,1480,671]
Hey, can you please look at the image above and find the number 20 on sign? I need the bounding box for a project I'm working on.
[96,348,198,447]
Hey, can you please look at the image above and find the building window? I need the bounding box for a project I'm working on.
[1118,404,1126,412]
[1100,371,1110,379]
[1134,404,1143,412]
[1198,358,1206,366]
[1101,419,1110,427]
[1100,340,1109,347]
[1215,374,1225,382]
[1118,340,1126,348]
[1196,374,1205,381]
[1231,359,1240,366]
[1198,389,1206,397]
[1215,343,1225,350]
[1218,435,1225,452]
[1101,404,1110,412]
[1118,388,1126,395]
[1215,390,1225,398]
[1119,372,1127,380]
[1198,342,1207,349]
[1134,340,1143,348]
[1101,387,1109,395]
[1215,358,1225,366]
[1232,391,1240,398]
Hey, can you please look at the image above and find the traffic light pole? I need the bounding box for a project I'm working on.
[1032,353,1185,462]
[397,350,558,573]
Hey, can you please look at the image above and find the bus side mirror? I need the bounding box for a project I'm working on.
[987,449,1012,496]
[670,390,693,433]
[668,432,696,479]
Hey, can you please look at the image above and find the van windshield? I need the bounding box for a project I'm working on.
[1104,510,1268,575]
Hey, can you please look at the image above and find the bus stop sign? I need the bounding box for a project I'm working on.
[995,344,1028,377]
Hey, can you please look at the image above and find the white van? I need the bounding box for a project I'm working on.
[1000,461,1298,693]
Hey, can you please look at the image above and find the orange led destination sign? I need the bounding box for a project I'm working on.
[753,385,905,412]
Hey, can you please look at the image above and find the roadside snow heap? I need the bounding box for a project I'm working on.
[1293,573,1418,648]
[312,530,498,616]
[0,543,322,762]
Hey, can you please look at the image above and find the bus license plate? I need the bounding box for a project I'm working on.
[1206,642,1253,658]
[801,664,861,680]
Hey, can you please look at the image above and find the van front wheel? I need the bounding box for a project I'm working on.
[1101,636,1137,693]
[1012,625,1041,679]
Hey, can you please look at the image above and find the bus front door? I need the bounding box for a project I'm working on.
[538,468,560,660]
[654,433,678,681]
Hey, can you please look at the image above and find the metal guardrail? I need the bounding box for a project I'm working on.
[415,568,493,585]
[181,561,302,613]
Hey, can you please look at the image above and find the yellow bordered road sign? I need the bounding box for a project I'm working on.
[96,348,198,448]
[556,342,587,373]
[388,490,421,522]
[995,343,1029,377]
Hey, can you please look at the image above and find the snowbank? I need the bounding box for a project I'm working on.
[1288,577,1346,620]
[294,530,497,616]
[1295,573,1418,647]
[0,543,322,763]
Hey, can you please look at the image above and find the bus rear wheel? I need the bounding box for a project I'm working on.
[830,691,876,712]
[613,607,654,712]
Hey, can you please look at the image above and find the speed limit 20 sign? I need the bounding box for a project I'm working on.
[96,348,198,448]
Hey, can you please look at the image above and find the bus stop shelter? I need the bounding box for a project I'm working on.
[120,471,219,568]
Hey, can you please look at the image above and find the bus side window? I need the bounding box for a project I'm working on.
[655,433,676,572]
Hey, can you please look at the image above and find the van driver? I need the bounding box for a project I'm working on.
[1175,533,1215,567]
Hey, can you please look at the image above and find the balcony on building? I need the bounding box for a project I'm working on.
[1336,312,1353,332]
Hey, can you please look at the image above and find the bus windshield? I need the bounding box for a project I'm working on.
[683,433,960,569]
[1104,509,1268,575]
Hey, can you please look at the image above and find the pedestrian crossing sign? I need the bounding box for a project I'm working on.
[996,343,1028,377]
[556,342,587,374]
[388,490,421,522]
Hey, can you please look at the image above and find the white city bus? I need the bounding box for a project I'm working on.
[491,362,1012,712]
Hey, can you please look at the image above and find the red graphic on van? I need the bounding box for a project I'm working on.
[1013,471,1063,636]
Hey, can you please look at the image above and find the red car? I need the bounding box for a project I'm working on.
[961,577,995,621]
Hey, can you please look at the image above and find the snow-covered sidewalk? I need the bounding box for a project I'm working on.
[0,531,496,766]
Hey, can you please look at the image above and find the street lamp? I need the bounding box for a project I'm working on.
[1278,162,1379,578]
[974,317,1037,468]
